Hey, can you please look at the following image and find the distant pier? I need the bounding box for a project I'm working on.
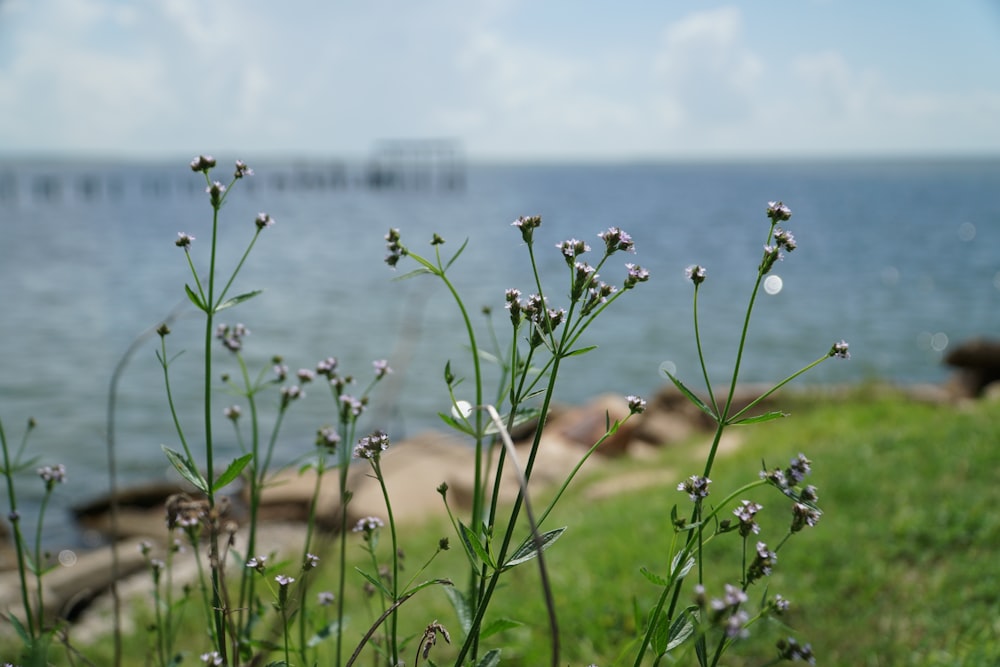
[0,139,465,207]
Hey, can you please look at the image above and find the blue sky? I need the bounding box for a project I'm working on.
[2,0,999,160]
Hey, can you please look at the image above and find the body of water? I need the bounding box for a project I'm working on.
[1,157,998,544]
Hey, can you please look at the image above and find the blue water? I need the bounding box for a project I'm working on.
[1,157,998,544]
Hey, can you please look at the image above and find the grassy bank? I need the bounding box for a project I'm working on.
[470,385,1000,666]
[7,385,1000,665]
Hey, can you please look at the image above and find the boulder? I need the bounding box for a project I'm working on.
[944,338,1000,397]
[545,393,635,456]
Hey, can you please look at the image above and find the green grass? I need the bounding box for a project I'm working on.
[7,385,1000,666]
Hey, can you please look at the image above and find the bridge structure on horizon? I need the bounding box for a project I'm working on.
[0,139,466,207]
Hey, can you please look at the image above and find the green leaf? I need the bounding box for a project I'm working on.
[473,649,501,667]
[444,237,470,270]
[480,617,522,640]
[459,521,495,570]
[649,609,672,655]
[215,289,263,313]
[161,446,208,493]
[402,577,453,598]
[502,527,566,571]
[184,284,207,312]
[640,566,669,587]
[443,586,472,637]
[437,412,476,436]
[729,410,788,425]
[670,552,696,580]
[664,608,698,653]
[392,268,434,282]
[212,452,254,492]
[354,567,392,599]
[662,370,717,421]
[563,344,598,357]
[7,611,30,645]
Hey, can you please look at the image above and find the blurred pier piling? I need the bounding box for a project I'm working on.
[0,140,465,207]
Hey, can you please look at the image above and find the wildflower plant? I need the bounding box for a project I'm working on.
[0,417,64,665]
[630,201,843,666]
[385,216,650,666]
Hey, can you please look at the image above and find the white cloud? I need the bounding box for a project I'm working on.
[653,7,763,128]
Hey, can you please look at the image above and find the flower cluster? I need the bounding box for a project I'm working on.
[255,212,275,229]
[353,516,385,533]
[234,160,254,179]
[733,499,763,537]
[190,155,217,173]
[766,200,792,222]
[597,226,634,255]
[37,463,67,489]
[626,395,646,414]
[556,238,591,266]
[677,474,712,502]
[695,583,750,639]
[354,430,390,460]
[830,340,850,359]
[624,263,650,289]
[316,425,341,450]
[685,264,706,285]
[746,541,778,583]
[511,214,542,243]
[384,228,407,268]
[216,323,249,353]
[777,637,816,664]
[175,232,195,249]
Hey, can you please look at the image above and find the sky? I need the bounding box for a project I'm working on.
[2,0,1000,161]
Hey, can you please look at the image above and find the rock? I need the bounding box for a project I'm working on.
[0,537,149,623]
[255,430,474,529]
[944,338,1000,397]
[72,481,192,541]
[546,393,635,456]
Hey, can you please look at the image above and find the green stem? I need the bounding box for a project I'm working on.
[372,458,400,665]
[0,419,36,639]
[33,487,53,630]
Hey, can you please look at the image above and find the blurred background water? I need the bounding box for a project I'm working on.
[1,157,998,544]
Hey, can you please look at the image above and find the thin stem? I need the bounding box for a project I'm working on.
[0,419,37,639]
[372,458,401,666]
[693,285,720,417]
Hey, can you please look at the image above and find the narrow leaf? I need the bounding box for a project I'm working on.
[650,609,672,655]
[443,587,472,637]
[670,552,696,580]
[460,521,495,570]
[729,410,788,425]
[215,289,263,313]
[437,412,476,436]
[664,609,697,653]
[563,345,598,357]
[391,267,434,281]
[480,617,522,640]
[403,577,453,598]
[161,445,208,493]
[503,527,566,570]
[7,612,30,644]
[639,566,669,587]
[662,371,717,421]
[354,567,392,599]
[212,452,254,492]
[184,284,207,312]
[444,237,470,270]
[473,649,501,667]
